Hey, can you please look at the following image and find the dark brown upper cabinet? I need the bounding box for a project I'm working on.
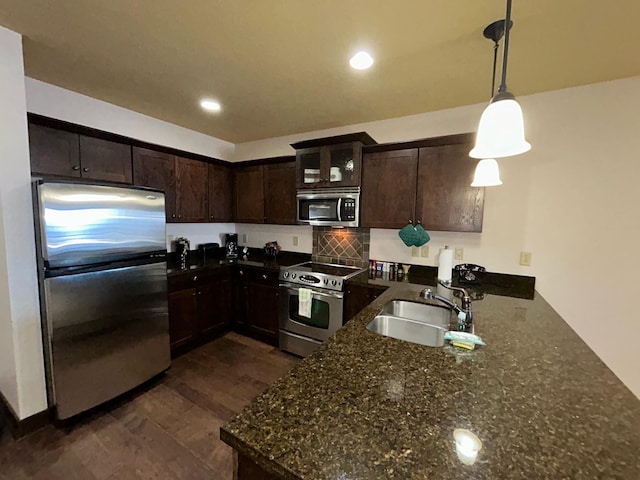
[264,160,297,225]
[208,163,233,222]
[361,149,419,229]
[416,144,484,232]
[360,134,484,232]
[29,124,81,178]
[29,124,132,184]
[79,136,132,183]
[234,165,265,223]
[132,147,177,221]
[133,149,213,224]
[175,156,209,223]
[292,132,376,189]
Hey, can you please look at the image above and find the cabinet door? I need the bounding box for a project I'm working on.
[168,288,198,353]
[416,144,484,232]
[175,156,209,223]
[264,161,296,225]
[296,148,323,189]
[28,124,81,177]
[197,273,232,337]
[233,269,248,328]
[246,281,279,341]
[344,283,371,324]
[234,165,265,223]
[208,163,233,222]
[328,142,362,187]
[79,136,132,183]
[361,149,418,229]
[132,147,177,221]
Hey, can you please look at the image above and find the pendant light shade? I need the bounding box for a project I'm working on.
[471,159,503,187]
[470,93,531,159]
[470,0,531,160]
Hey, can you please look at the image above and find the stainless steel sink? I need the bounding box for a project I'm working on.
[379,300,452,328]
[366,315,447,347]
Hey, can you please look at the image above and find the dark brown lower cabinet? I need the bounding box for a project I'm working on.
[197,270,233,338]
[233,267,279,346]
[236,453,280,480]
[168,269,232,356]
[168,287,198,353]
[344,282,388,324]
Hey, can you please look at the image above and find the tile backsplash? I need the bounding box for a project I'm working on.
[312,227,370,268]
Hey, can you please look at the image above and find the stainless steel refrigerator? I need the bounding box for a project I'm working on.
[33,180,171,420]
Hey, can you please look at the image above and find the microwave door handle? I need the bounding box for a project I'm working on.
[337,198,342,222]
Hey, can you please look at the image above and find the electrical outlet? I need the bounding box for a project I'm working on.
[293,236,299,247]
[420,246,429,258]
[520,251,532,266]
[454,247,464,261]
[411,246,420,257]
[241,234,247,244]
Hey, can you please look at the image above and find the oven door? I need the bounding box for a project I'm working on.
[279,283,344,342]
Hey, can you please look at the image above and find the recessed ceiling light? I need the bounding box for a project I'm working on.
[200,99,222,112]
[349,51,374,70]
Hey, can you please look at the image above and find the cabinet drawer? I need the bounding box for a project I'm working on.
[234,266,278,285]
[168,271,203,292]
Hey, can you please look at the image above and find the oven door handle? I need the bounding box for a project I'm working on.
[336,198,342,222]
[279,284,344,299]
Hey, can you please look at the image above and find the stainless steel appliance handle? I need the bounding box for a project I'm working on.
[337,198,342,222]
[279,284,344,299]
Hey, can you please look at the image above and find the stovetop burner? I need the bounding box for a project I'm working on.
[279,262,366,292]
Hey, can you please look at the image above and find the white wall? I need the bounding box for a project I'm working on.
[235,224,313,254]
[166,223,235,252]
[25,78,235,161]
[233,77,640,398]
[0,27,47,419]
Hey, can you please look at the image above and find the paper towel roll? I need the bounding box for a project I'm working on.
[438,247,453,283]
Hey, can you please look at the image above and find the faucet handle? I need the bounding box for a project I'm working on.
[420,288,434,300]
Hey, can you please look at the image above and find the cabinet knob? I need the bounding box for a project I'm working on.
[192,292,197,296]
[210,215,214,219]
[171,214,176,218]
[83,168,89,172]
[193,275,198,281]
[178,215,182,219]
[72,165,80,171]
[239,270,244,275]
[262,274,267,280]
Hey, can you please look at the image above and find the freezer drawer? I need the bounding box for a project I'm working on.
[43,261,170,419]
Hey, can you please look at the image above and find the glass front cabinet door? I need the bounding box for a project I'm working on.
[295,142,363,189]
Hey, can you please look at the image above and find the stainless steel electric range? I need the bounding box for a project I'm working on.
[278,262,366,357]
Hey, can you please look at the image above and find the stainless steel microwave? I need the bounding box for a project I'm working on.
[297,187,360,227]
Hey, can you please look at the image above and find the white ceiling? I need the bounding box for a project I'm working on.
[1,0,639,143]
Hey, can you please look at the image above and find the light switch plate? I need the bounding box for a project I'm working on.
[454,247,464,261]
[241,234,247,244]
[411,246,420,257]
[293,236,299,246]
[420,246,429,258]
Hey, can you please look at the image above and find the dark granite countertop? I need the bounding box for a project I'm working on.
[221,282,640,479]
[167,250,311,276]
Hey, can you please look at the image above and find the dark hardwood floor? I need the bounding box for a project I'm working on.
[0,332,299,479]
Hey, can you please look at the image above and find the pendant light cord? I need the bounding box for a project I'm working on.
[498,0,512,93]
[491,42,499,97]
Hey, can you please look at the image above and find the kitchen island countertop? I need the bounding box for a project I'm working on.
[220,281,640,479]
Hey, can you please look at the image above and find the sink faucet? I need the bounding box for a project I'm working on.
[420,281,474,333]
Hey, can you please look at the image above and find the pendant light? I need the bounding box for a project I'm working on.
[471,20,510,187]
[471,159,502,186]
[470,0,531,159]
